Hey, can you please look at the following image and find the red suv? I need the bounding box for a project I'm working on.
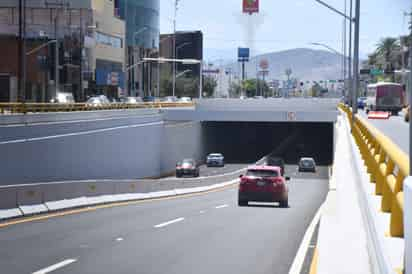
[238,166,290,207]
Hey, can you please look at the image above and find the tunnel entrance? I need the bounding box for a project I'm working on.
[202,122,334,165]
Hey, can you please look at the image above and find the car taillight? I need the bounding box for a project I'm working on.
[272,178,283,186]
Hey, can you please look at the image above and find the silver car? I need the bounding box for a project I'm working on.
[298,157,316,173]
[206,153,225,167]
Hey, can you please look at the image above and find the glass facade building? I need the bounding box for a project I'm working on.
[116,0,160,49]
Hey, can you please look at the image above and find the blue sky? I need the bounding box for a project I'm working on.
[160,0,411,60]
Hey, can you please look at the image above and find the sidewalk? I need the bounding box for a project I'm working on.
[316,113,372,274]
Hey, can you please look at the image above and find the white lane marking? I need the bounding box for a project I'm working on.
[154,217,185,228]
[0,121,163,145]
[288,203,323,274]
[116,237,124,242]
[215,204,229,209]
[199,210,206,214]
[32,258,77,274]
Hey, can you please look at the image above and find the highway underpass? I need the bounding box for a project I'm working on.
[0,99,338,274]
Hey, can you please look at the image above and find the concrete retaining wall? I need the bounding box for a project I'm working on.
[160,122,204,175]
[0,120,164,184]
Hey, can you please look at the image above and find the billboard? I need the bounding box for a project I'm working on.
[238,47,250,61]
[243,0,259,14]
[259,59,269,70]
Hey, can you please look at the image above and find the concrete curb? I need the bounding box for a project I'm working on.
[316,114,372,274]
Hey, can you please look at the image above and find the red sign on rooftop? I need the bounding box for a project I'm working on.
[243,0,259,14]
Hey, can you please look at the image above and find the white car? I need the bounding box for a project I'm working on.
[179,97,192,103]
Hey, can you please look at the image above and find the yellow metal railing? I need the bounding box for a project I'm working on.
[339,103,405,238]
[0,102,195,114]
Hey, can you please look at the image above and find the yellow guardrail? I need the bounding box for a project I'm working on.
[0,102,195,114]
[339,103,405,238]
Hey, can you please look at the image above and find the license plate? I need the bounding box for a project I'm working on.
[257,181,266,187]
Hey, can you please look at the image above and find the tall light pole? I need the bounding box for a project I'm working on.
[314,0,359,126]
[352,0,360,120]
[172,0,180,98]
[173,42,191,96]
[132,27,148,96]
[348,0,353,102]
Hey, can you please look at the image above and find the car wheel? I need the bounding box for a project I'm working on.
[176,173,182,178]
[279,199,289,208]
[238,199,248,206]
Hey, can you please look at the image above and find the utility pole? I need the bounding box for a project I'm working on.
[17,0,26,103]
[348,0,353,102]
[409,11,412,177]
[172,0,179,97]
[343,0,347,98]
[22,0,27,103]
[45,1,69,99]
[352,0,360,121]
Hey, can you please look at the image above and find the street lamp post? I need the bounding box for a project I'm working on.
[173,42,192,97]
[314,0,360,128]
[144,57,202,99]
[131,27,148,96]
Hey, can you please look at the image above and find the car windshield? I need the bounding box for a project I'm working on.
[209,154,222,157]
[246,169,278,177]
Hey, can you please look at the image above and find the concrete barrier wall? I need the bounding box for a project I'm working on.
[0,119,164,185]
[0,170,241,212]
[160,122,204,175]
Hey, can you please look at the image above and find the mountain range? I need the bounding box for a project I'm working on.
[205,48,347,82]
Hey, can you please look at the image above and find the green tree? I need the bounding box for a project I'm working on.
[242,79,269,97]
[375,37,401,70]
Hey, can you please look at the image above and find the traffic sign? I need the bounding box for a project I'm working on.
[287,112,297,121]
[360,69,371,75]
[370,68,383,76]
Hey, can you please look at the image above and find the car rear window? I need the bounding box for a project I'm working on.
[246,169,278,177]
[301,160,314,166]
[182,160,195,165]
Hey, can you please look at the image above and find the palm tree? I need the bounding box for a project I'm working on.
[375,37,401,70]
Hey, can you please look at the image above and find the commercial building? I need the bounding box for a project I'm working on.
[0,0,125,102]
[115,0,160,97]
[159,31,203,98]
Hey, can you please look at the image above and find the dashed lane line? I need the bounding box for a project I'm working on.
[32,259,77,274]
[154,217,185,228]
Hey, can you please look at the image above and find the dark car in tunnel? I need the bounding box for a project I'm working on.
[238,166,290,208]
[262,156,285,175]
[298,157,317,173]
[176,159,200,178]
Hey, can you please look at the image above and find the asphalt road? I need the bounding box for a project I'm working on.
[358,111,408,154]
[0,167,328,274]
